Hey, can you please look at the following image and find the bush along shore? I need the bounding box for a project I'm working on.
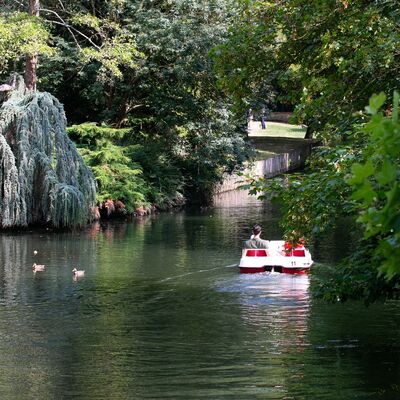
[67,121,246,222]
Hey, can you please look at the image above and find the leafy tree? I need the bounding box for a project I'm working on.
[0,12,54,76]
[214,0,400,139]
[0,0,142,89]
[1,0,252,214]
[215,1,400,301]
[347,93,400,279]
[50,0,251,204]
[0,76,96,228]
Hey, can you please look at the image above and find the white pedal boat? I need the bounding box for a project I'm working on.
[239,240,313,274]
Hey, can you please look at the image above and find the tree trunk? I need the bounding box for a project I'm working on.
[25,0,40,91]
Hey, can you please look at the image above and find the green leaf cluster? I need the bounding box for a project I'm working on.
[311,240,400,304]
[347,93,400,278]
[67,123,147,211]
[213,0,400,139]
[0,13,54,73]
[246,144,358,243]
[0,3,142,81]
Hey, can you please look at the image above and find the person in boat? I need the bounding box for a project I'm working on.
[243,224,269,251]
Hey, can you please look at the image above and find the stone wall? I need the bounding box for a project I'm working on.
[215,143,312,194]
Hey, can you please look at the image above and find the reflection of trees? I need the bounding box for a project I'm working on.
[0,234,27,304]
[237,275,400,399]
[85,220,129,241]
[235,275,310,395]
[284,300,400,399]
[312,216,360,264]
[0,230,98,398]
[5,214,392,398]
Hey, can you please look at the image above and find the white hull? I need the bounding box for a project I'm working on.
[239,240,313,274]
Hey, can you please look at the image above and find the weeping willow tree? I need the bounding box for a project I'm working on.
[0,75,96,228]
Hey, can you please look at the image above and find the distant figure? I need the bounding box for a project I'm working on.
[243,224,269,250]
[260,107,267,129]
[247,108,253,126]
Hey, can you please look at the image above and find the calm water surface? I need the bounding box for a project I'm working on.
[0,191,399,399]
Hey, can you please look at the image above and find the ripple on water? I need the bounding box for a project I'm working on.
[1,213,400,399]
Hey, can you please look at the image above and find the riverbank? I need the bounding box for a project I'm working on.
[215,121,316,194]
[1,196,398,399]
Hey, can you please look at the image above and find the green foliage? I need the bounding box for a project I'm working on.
[246,144,359,242]
[0,3,142,82]
[213,0,400,139]
[311,240,400,304]
[0,13,54,73]
[128,140,185,210]
[8,0,251,206]
[70,12,143,82]
[1,0,252,214]
[169,102,252,203]
[211,2,278,115]
[347,93,400,278]
[0,75,96,228]
[67,123,147,211]
[67,122,186,211]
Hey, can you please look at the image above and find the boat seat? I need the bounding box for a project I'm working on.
[293,249,305,257]
[246,249,268,257]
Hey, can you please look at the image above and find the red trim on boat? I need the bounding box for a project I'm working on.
[282,267,309,274]
[239,267,265,273]
[246,249,268,257]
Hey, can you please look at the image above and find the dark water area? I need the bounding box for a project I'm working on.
[0,190,399,399]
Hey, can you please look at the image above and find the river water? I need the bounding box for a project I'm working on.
[0,191,399,399]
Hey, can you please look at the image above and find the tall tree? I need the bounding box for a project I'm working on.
[0,0,101,228]
[25,0,40,91]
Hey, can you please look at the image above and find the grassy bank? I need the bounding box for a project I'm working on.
[248,121,307,161]
[249,121,306,139]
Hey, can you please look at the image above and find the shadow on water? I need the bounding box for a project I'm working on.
[0,190,399,399]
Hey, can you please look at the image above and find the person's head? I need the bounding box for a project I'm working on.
[252,224,262,236]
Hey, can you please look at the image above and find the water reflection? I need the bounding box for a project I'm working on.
[0,194,399,399]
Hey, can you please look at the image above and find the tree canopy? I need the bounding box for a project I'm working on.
[0,0,252,215]
[214,0,400,138]
[213,0,400,302]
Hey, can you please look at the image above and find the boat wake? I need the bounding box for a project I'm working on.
[158,264,238,283]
